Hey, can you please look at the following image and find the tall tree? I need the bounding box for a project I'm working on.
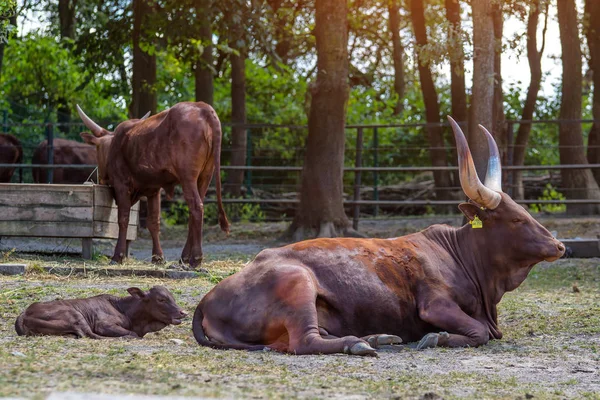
[514,0,548,199]
[0,13,16,82]
[557,0,600,214]
[57,0,77,133]
[130,0,157,118]
[585,0,600,184]
[287,0,356,239]
[224,3,248,197]
[445,0,467,125]
[491,1,505,159]
[389,0,405,115]
[410,0,452,206]
[469,0,495,178]
[194,0,214,104]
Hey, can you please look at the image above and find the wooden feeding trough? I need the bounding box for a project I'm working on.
[0,183,138,259]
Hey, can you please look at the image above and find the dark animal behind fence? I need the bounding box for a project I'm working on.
[15,285,187,338]
[32,138,97,184]
[0,133,22,182]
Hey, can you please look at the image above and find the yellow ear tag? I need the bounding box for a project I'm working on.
[470,215,483,229]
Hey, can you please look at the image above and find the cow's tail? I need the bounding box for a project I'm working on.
[192,303,266,351]
[205,106,230,234]
[14,313,25,336]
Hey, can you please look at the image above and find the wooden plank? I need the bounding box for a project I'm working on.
[82,238,93,259]
[93,185,140,212]
[0,221,93,237]
[0,189,93,207]
[93,206,139,225]
[93,221,137,240]
[0,206,93,222]
[0,183,94,192]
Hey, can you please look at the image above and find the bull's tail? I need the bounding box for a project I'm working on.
[204,106,230,234]
[14,313,25,336]
[192,303,266,351]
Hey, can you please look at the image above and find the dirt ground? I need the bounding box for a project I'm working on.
[0,216,599,399]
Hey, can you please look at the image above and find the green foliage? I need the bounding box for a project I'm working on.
[529,184,567,214]
[0,0,16,43]
[162,200,266,226]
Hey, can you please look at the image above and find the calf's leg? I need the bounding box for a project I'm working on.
[181,180,204,268]
[146,191,165,264]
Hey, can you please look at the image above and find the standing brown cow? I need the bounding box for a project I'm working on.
[77,102,229,267]
[191,117,565,356]
[32,138,97,184]
[0,133,22,182]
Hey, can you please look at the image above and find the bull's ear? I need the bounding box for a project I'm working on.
[127,287,146,298]
[80,132,99,145]
[458,202,489,222]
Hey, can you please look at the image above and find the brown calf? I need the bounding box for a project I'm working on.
[15,286,187,339]
[32,138,97,184]
[77,102,230,267]
[0,133,22,182]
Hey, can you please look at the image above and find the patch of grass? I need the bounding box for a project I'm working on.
[0,259,599,398]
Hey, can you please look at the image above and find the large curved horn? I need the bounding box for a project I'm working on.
[447,116,501,209]
[478,124,502,192]
[139,111,151,120]
[76,105,105,137]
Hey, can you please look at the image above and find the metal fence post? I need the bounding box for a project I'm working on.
[353,127,364,230]
[47,123,54,184]
[372,127,379,217]
[245,128,253,195]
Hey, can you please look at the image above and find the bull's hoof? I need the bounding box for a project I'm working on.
[366,334,403,348]
[109,260,120,266]
[151,256,166,265]
[347,342,377,357]
[417,332,449,350]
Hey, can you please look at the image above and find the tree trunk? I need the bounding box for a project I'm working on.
[469,0,495,179]
[224,9,247,197]
[130,0,157,118]
[445,0,467,124]
[514,0,546,199]
[194,0,214,105]
[388,0,405,115]
[58,0,77,134]
[287,0,355,240]
[585,0,600,184]
[410,0,453,207]
[492,1,506,161]
[557,0,600,214]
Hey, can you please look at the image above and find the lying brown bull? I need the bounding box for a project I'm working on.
[15,286,187,338]
[76,102,230,267]
[192,116,566,356]
[32,138,97,184]
[0,133,22,182]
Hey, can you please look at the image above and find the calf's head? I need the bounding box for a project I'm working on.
[448,116,565,266]
[127,286,188,325]
[77,105,150,185]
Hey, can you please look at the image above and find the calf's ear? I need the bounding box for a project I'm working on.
[127,287,146,298]
[458,202,489,222]
[80,132,99,145]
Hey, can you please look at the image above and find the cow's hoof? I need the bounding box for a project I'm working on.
[152,256,166,265]
[348,342,377,357]
[417,332,447,350]
[367,334,403,348]
[109,260,119,266]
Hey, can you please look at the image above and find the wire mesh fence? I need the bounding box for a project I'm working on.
[1,118,599,223]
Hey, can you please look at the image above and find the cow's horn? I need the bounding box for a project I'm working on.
[76,105,105,137]
[140,111,151,120]
[478,124,502,192]
[447,116,501,209]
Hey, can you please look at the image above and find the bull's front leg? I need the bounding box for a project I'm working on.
[417,298,490,349]
[112,191,132,264]
[181,180,204,268]
[146,191,165,264]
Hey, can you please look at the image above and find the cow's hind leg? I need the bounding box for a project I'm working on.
[279,268,377,356]
[146,191,165,264]
[318,328,402,350]
[181,179,204,268]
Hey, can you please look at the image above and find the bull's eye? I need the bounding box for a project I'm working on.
[158,298,167,303]
[512,218,522,223]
